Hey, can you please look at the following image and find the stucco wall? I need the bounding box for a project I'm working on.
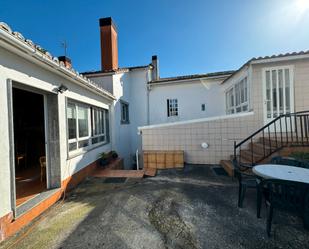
[0,46,112,217]
[149,79,225,124]
[89,69,150,168]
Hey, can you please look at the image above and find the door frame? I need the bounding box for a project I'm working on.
[262,65,295,126]
[7,79,50,215]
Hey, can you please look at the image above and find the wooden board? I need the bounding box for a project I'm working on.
[143,150,184,169]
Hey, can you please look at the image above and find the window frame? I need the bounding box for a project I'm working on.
[167,98,178,117]
[66,99,109,157]
[225,76,249,114]
[120,100,130,124]
[91,106,107,145]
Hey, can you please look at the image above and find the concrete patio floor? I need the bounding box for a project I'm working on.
[1,165,309,249]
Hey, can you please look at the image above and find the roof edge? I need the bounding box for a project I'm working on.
[0,22,116,100]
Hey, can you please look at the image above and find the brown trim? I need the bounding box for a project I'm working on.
[0,160,98,242]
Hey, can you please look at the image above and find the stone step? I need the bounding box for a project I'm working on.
[249,142,273,155]
[220,160,234,177]
[144,168,157,177]
[240,150,264,164]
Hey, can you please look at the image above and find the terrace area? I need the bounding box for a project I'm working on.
[1,165,308,249]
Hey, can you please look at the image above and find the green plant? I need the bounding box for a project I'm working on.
[289,152,309,161]
[99,152,109,160]
[111,150,118,159]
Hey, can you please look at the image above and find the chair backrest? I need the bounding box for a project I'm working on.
[271,156,309,169]
[262,179,309,213]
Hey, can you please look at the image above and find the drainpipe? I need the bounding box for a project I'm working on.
[146,69,151,125]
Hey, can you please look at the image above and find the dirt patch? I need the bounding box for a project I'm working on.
[148,194,199,249]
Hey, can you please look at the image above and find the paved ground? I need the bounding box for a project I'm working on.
[1,165,309,249]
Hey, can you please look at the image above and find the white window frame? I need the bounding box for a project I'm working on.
[67,99,109,156]
[225,76,249,114]
[262,65,294,124]
[91,106,107,145]
[167,99,178,117]
[120,101,130,124]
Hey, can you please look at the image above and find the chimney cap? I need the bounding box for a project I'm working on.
[152,55,158,60]
[99,17,117,31]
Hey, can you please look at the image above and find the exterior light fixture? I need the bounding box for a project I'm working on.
[201,142,209,149]
[57,84,68,93]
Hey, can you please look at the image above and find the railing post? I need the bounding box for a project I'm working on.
[234,141,236,161]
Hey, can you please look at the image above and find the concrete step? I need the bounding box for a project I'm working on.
[220,160,234,177]
[240,150,264,164]
[249,142,273,155]
[144,168,157,177]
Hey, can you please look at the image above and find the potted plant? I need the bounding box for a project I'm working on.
[111,150,118,159]
[99,152,110,167]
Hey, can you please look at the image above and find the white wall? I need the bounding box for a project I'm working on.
[149,79,225,124]
[0,46,113,217]
[89,69,150,168]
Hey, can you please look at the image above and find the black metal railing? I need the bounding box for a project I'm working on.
[234,110,309,166]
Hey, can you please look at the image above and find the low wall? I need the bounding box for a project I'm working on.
[139,112,261,165]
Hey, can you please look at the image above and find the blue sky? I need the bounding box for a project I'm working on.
[1,0,309,77]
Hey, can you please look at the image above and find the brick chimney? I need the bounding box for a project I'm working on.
[99,17,118,71]
[58,56,72,69]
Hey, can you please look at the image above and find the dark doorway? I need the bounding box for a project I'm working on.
[12,88,47,206]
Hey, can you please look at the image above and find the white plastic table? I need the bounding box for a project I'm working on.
[252,164,309,184]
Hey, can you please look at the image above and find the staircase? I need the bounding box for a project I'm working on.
[221,111,309,176]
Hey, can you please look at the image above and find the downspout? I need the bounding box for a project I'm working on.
[146,69,151,125]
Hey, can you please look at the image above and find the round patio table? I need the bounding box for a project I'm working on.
[252,164,309,184]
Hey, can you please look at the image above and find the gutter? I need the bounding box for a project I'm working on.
[0,28,116,101]
[148,74,231,87]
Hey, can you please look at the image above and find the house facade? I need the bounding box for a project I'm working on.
[84,18,235,167]
[139,52,309,165]
[0,22,115,241]
[1,15,309,241]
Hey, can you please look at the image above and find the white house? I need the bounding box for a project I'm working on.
[1,16,309,241]
[84,18,235,168]
[0,22,115,241]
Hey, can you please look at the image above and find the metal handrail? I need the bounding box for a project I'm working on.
[234,111,309,166]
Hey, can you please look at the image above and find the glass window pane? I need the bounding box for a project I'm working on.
[272,70,277,118]
[105,110,110,142]
[278,69,284,114]
[266,71,271,118]
[67,103,77,139]
[244,78,248,102]
[78,106,89,137]
[285,69,290,113]
[69,142,77,151]
[78,139,89,148]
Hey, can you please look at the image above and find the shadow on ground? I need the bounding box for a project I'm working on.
[1,165,309,249]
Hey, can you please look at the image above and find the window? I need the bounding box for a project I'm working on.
[67,100,109,154]
[91,107,108,144]
[167,99,178,117]
[121,101,129,124]
[201,104,206,111]
[225,77,248,114]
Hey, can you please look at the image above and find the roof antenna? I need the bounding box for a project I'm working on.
[61,40,68,57]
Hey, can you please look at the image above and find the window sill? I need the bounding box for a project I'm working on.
[121,121,130,125]
[67,142,110,160]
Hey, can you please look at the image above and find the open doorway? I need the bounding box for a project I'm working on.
[12,87,47,206]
